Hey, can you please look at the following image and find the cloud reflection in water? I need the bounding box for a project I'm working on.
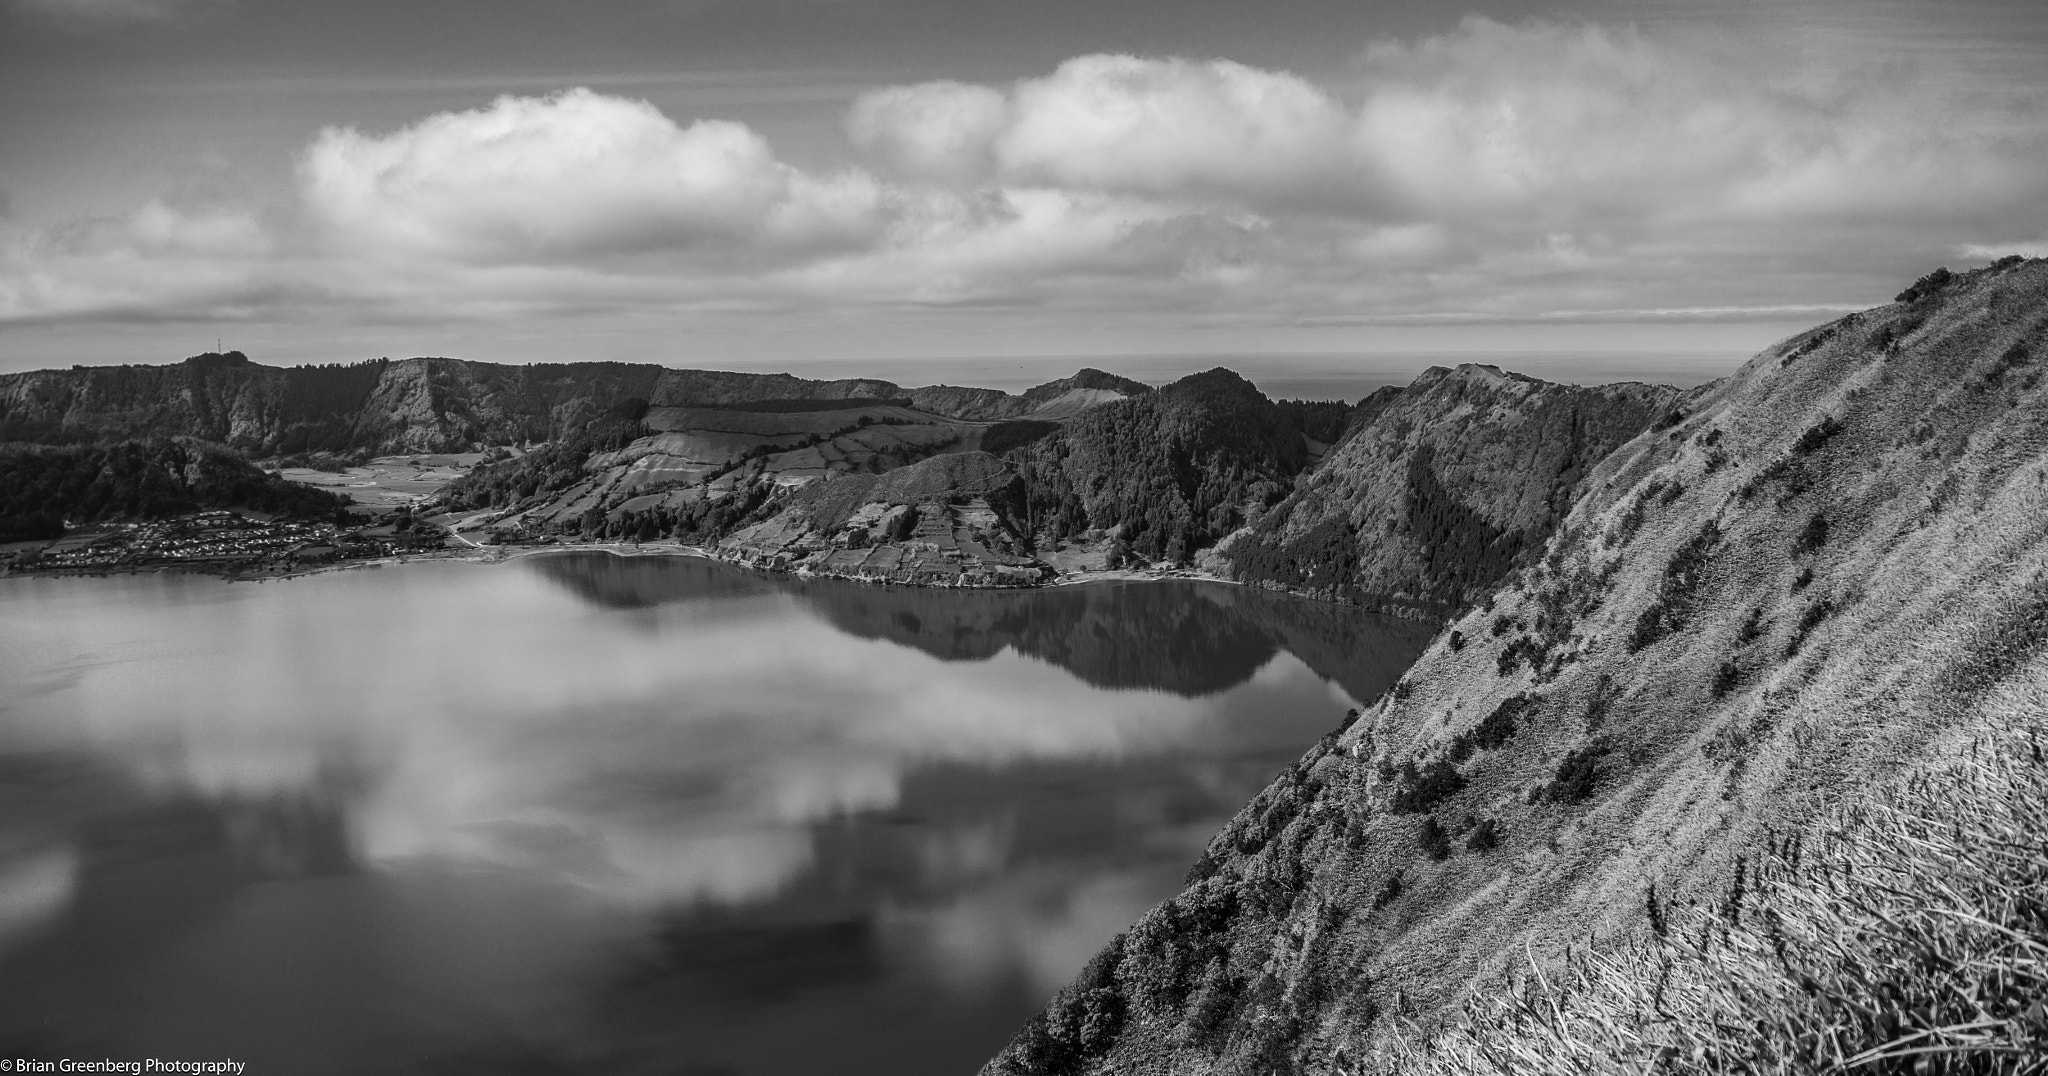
[0,554,1429,1074]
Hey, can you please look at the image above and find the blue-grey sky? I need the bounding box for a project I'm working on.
[2,0,2044,379]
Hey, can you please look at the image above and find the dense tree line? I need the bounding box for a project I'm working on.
[1002,369,1316,564]
[1403,444,1528,603]
[439,417,650,510]
[980,419,1061,456]
[273,359,390,453]
[0,439,349,536]
[577,480,781,544]
[1229,517,1365,598]
[1274,399,1356,444]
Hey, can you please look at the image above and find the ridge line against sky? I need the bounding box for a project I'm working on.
[1,0,2044,377]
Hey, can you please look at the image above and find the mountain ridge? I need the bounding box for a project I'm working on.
[980,255,2048,1075]
[0,354,1148,458]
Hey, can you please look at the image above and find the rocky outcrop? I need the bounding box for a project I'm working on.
[1224,366,1681,617]
[984,258,2048,1074]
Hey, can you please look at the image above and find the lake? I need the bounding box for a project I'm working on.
[0,553,1430,1075]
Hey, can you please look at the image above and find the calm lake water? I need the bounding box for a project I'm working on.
[0,554,1429,1075]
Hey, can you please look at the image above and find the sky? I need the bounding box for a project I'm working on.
[0,0,2044,384]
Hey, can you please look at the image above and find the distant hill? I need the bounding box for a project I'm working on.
[981,256,2048,1076]
[1225,365,1680,616]
[1004,368,1314,563]
[0,354,1146,458]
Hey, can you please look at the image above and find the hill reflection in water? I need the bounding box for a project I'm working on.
[0,554,1430,1075]
[529,551,1430,703]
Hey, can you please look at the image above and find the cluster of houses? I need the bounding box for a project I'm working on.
[3,510,441,576]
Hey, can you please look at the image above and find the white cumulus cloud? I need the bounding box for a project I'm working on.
[2,18,2045,339]
[299,88,886,265]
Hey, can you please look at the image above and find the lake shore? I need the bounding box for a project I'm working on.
[0,534,1243,592]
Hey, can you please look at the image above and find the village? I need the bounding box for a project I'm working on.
[0,510,451,577]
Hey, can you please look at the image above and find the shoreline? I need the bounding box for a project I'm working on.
[0,537,1245,592]
[1,536,1446,621]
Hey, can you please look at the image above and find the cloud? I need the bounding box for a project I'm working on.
[847,80,1009,185]
[300,88,886,265]
[851,55,1353,205]
[3,18,2046,338]
[12,0,223,24]
[852,20,2047,238]
[0,200,274,322]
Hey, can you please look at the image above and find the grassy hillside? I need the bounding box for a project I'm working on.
[982,256,2048,1075]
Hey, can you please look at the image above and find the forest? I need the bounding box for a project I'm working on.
[1001,369,1314,564]
[0,439,350,539]
[437,415,652,511]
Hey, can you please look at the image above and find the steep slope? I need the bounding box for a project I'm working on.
[1225,365,1680,618]
[983,257,2048,1075]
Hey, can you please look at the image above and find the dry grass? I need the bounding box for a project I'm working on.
[1366,698,2048,1075]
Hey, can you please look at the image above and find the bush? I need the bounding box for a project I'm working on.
[1784,597,1835,657]
[1448,694,1531,762]
[1448,630,1466,652]
[1735,607,1766,645]
[1791,416,1844,457]
[1372,870,1406,911]
[1539,742,1607,805]
[1628,520,1723,651]
[1710,660,1742,699]
[1391,759,1467,814]
[1583,674,1619,731]
[1464,818,1500,853]
[1795,511,1830,554]
[1893,265,1953,303]
[1497,636,1548,677]
[1625,602,1669,653]
[1418,817,1452,861]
